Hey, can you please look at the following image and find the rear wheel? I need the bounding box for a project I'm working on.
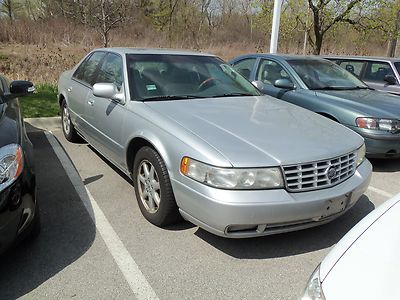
[61,100,80,142]
[133,147,180,226]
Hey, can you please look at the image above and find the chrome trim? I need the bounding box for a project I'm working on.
[282,151,357,192]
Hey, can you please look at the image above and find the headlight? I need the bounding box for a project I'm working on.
[180,157,283,189]
[0,144,24,192]
[356,143,366,167]
[356,117,400,133]
[301,265,325,300]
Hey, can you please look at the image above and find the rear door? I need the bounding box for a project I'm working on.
[68,51,106,136]
[86,52,126,167]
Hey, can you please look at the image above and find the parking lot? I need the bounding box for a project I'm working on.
[0,122,399,300]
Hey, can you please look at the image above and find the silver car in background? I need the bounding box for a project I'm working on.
[58,48,372,238]
[325,55,400,96]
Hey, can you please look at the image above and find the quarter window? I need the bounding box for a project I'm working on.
[95,53,124,90]
[232,58,256,80]
[364,62,395,82]
[73,52,106,85]
[256,59,291,85]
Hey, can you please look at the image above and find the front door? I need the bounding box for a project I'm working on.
[68,51,106,137]
[86,52,126,167]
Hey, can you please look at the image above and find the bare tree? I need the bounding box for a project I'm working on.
[307,0,363,54]
[47,0,131,47]
[0,0,22,20]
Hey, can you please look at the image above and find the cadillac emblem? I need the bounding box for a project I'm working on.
[327,167,337,179]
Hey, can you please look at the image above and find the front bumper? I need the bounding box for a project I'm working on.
[172,160,372,238]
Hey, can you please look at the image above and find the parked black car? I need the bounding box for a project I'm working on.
[0,74,39,254]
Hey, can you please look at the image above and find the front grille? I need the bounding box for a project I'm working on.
[282,152,357,192]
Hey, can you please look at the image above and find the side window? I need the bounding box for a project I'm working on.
[256,59,291,85]
[95,53,124,90]
[73,52,106,85]
[0,76,5,94]
[338,60,365,78]
[232,58,256,80]
[364,62,395,82]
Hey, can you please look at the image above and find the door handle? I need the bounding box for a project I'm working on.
[88,99,94,106]
[67,87,72,92]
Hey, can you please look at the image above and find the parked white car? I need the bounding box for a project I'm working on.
[302,193,400,300]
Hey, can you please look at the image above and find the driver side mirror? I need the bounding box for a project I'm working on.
[274,78,295,90]
[384,75,397,85]
[93,83,125,103]
[1,80,35,103]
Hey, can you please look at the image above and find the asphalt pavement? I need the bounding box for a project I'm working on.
[0,123,399,300]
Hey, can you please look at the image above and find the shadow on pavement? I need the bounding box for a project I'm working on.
[0,128,96,299]
[195,195,374,259]
[370,158,400,173]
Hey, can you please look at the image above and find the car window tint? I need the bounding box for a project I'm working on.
[74,52,106,85]
[232,58,256,79]
[126,54,261,100]
[95,53,123,90]
[364,62,394,82]
[256,59,291,85]
[395,62,400,75]
[338,61,364,77]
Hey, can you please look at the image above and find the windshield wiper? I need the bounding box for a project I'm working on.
[210,93,256,98]
[140,95,205,102]
[313,86,362,91]
[343,86,370,90]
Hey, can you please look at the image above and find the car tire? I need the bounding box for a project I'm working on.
[61,100,81,142]
[133,146,180,226]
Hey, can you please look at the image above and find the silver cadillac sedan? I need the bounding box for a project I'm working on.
[58,48,372,238]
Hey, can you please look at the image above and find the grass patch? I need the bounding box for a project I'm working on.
[20,83,59,118]
[0,53,9,60]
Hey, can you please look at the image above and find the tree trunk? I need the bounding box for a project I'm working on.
[387,38,397,57]
[313,32,323,55]
[387,10,400,57]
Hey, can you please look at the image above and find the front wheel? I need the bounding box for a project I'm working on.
[133,147,180,226]
[61,100,81,142]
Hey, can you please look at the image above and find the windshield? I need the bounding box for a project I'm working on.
[287,59,368,90]
[126,54,261,101]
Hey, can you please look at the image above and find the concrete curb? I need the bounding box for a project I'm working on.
[25,117,61,132]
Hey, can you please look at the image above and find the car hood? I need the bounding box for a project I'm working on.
[320,194,400,299]
[145,96,363,167]
[315,89,400,119]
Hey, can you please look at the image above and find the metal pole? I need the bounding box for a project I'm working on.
[270,0,283,54]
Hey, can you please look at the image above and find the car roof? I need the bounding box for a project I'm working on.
[232,53,328,62]
[323,55,400,63]
[91,47,215,57]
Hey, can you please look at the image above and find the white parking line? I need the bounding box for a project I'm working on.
[45,132,159,300]
[367,186,394,199]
